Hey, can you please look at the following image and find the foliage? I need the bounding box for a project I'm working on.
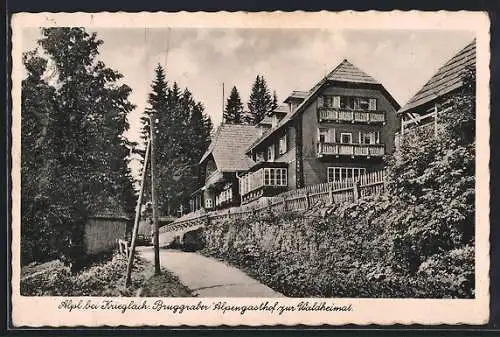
[245,75,274,125]
[385,66,475,273]
[21,28,137,268]
[223,86,245,124]
[201,68,476,298]
[20,252,146,296]
[141,64,213,217]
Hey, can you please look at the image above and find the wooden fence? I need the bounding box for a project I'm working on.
[160,169,386,234]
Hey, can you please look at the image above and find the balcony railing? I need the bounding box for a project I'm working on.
[318,143,385,157]
[318,108,385,124]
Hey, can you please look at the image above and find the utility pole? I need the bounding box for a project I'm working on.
[151,115,161,275]
[125,139,150,287]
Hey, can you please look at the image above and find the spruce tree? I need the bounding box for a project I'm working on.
[141,66,212,217]
[223,86,244,124]
[246,75,273,125]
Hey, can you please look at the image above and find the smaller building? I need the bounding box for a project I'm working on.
[190,124,259,211]
[397,39,475,143]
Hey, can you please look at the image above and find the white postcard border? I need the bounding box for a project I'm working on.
[10,11,490,327]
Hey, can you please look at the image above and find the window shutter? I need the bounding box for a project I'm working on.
[376,131,380,144]
[333,96,341,108]
[369,98,377,110]
[328,129,335,143]
[318,96,324,108]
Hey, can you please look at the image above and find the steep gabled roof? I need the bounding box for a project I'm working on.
[247,59,398,153]
[399,39,476,114]
[199,124,259,172]
[327,59,380,84]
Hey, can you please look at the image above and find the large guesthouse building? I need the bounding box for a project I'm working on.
[191,59,401,210]
[240,59,400,204]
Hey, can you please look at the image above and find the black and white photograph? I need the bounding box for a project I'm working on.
[10,11,490,326]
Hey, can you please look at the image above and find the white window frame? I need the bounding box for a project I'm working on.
[205,198,213,209]
[359,131,380,145]
[369,98,377,111]
[340,132,352,144]
[263,168,288,186]
[279,134,287,155]
[327,167,366,183]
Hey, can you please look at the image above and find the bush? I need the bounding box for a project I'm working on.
[21,252,147,296]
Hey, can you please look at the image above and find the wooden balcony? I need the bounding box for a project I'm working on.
[240,163,288,202]
[317,143,385,158]
[318,108,385,124]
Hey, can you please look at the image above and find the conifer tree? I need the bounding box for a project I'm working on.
[246,75,273,125]
[141,65,212,216]
[223,86,244,124]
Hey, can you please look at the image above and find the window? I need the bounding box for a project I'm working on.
[267,144,275,162]
[263,168,288,186]
[327,167,366,183]
[356,97,370,110]
[279,134,287,155]
[205,198,213,209]
[359,131,380,144]
[318,128,335,143]
[340,132,352,144]
[322,95,341,108]
[335,96,377,110]
[340,96,353,109]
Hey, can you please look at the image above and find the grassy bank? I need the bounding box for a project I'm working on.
[21,251,193,297]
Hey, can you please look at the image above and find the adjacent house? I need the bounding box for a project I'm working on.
[240,59,400,204]
[190,124,259,211]
[397,39,476,143]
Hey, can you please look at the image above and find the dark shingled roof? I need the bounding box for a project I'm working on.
[199,124,259,172]
[399,39,476,114]
[284,90,309,103]
[247,59,395,153]
[326,59,380,84]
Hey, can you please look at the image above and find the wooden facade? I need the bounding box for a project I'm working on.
[243,60,400,201]
[188,60,400,212]
[84,214,129,255]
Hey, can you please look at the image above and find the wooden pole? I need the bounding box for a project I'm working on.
[125,139,151,287]
[151,116,161,275]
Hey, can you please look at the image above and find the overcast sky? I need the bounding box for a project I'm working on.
[22,28,474,147]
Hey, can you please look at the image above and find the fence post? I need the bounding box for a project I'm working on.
[353,179,360,201]
[305,191,310,209]
[328,183,333,205]
[282,197,287,212]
